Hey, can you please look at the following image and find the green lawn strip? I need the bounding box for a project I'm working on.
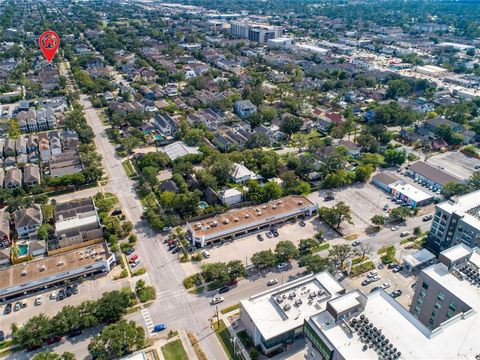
[161,339,188,360]
[121,160,137,177]
[312,242,330,253]
[214,320,242,360]
[220,303,240,315]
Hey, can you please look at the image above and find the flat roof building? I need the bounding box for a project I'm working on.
[186,195,318,247]
[389,181,434,208]
[407,161,462,190]
[0,243,115,301]
[240,272,345,354]
[161,141,201,161]
[402,248,436,272]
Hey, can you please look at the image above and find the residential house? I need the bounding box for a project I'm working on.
[4,138,15,156]
[27,135,38,153]
[159,179,180,193]
[0,170,4,188]
[5,167,22,189]
[38,133,51,162]
[338,139,361,158]
[423,117,464,135]
[48,131,62,156]
[14,204,42,239]
[132,67,157,83]
[154,113,178,137]
[49,151,83,177]
[61,129,80,151]
[24,164,41,187]
[0,209,10,246]
[231,163,261,184]
[15,136,26,155]
[234,100,257,119]
[219,188,243,206]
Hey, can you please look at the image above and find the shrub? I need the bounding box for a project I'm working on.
[350,261,375,276]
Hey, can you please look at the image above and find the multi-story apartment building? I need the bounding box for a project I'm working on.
[230,21,283,43]
[427,190,480,253]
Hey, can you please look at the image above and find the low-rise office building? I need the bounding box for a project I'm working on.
[389,181,434,208]
[428,189,480,253]
[406,161,462,191]
[0,243,115,302]
[240,272,345,355]
[186,195,318,247]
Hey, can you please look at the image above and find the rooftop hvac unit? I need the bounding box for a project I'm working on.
[262,205,267,209]
[96,256,102,262]
[79,256,84,260]
[57,261,64,266]
[257,212,262,216]
[21,270,27,276]
[272,205,277,209]
[297,201,303,205]
[234,218,239,222]
[245,214,250,218]
[39,265,46,272]
[255,208,259,212]
[212,221,218,227]
[278,201,283,204]
[283,304,291,311]
[223,218,229,224]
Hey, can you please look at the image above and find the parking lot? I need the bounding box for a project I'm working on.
[343,263,417,309]
[179,217,327,275]
[0,275,129,338]
[426,151,479,180]
[308,182,396,236]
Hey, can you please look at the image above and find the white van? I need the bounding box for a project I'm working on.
[202,250,211,259]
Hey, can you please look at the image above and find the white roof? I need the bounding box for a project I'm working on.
[241,272,344,341]
[221,188,242,198]
[161,141,201,161]
[55,214,98,233]
[437,189,480,231]
[390,182,432,203]
[231,163,259,180]
[402,248,436,268]
[311,281,480,360]
[440,243,472,263]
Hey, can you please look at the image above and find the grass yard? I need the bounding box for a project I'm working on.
[220,303,240,315]
[214,320,243,360]
[121,160,137,177]
[161,339,188,360]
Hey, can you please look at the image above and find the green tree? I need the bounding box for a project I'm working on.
[13,314,52,349]
[371,215,385,228]
[355,165,374,182]
[275,240,299,262]
[227,260,246,280]
[389,207,412,222]
[301,254,333,274]
[280,116,303,138]
[201,262,230,288]
[52,305,82,335]
[328,244,357,269]
[468,171,480,190]
[384,149,406,166]
[33,352,76,360]
[441,182,471,199]
[298,238,320,255]
[251,250,276,269]
[37,224,51,240]
[88,320,145,360]
[318,201,353,229]
[94,289,131,324]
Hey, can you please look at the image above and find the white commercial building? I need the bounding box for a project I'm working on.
[416,65,448,77]
[293,44,330,57]
[267,37,293,49]
[219,188,243,206]
[161,141,201,161]
[240,272,345,354]
[389,181,434,208]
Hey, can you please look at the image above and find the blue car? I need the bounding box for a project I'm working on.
[153,324,166,332]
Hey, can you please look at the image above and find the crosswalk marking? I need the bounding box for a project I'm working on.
[141,308,154,332]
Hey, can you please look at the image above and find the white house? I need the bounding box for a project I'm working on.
[219,188,243,206]
[230,163,261,184]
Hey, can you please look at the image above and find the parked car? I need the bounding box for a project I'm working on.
[257,234,264,241]
[393,265,403,273]
[58,289,66,300]
[276,262,288,270]
[34,295,43,306]
[171,247,181,254]
[267,279,278,286]
[266,231,273,238]
[324,193,334,201]
[370,287,381,293]
[272,229,279,237]
[68,328,82,338]
[125,247,135,255]
[162,226,171,233]
[400,231,410,237]
[131,259,141,267]
[46,336,63,345]
[129,254,139,264]
[391,290,403,298]
[383,204,389,211]
[3,303,11,314]
[352,241,361,246]
[299,220,306,227]
[381,282,391,289]
[50,292,57,300]
[218,286,230,294]
[153,324,167,332]
[0,330,5,341]
[210,296,224,305]
[368,271,378,278]
[387,263,398,269]
[391,226,400,231]
[423,215,433,221]
[202,250,211,259]
[361,279,371,286]
[371,275,381,282]
[13,302,21,311]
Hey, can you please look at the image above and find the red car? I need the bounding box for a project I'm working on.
[47,335,63,345]
[129,254,138,264]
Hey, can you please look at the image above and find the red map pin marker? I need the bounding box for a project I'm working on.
[39,31,60,62]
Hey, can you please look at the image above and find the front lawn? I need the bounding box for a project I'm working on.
[161,339,188,360]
